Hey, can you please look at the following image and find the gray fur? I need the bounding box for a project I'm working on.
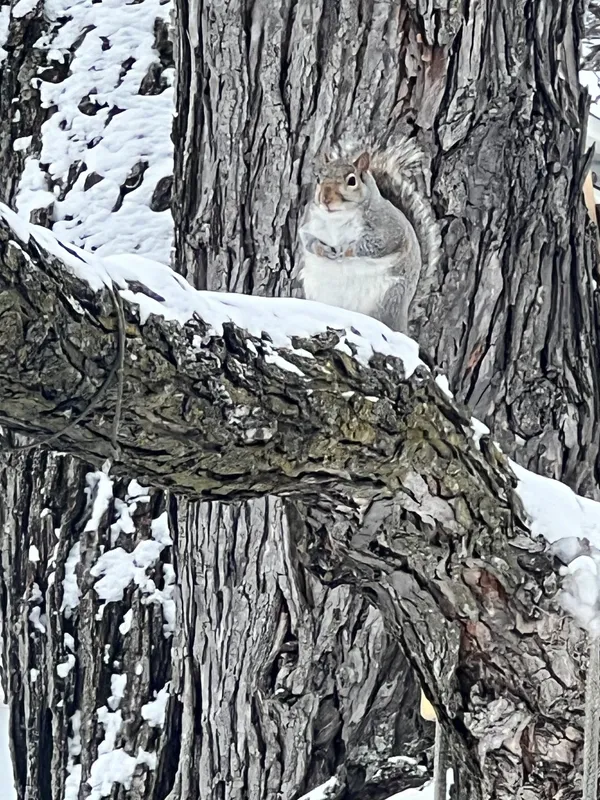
[299,138,442,333]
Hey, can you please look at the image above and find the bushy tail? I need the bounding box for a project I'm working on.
[329,137,442,276]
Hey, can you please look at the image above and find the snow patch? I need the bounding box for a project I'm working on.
[57,654,76,678]
[29,606,46,634]
[512,461,600,634]
[108,674,127,710]
[13,136,32,152]
[0,6,10,64]
[119,608,133,635]
[61,542,81,617]
[64,710,82,800]
[141,683,169,727]
[127,479,151,501]
[4,204,600,639]
[11,0,38,18]
[90,511,174,635]
[16,0,175,263]
[0,208,425,376]
[386,769,454,799]
[85,472,114,532]
[87,705,156,799]
[298,777,339,800]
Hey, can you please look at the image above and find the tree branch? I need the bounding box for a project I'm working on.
[0,209,589,799]
[0,211,498,503]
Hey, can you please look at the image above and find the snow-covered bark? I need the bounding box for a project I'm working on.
[0,210,597,800]
[2,0,600,799]
[0,1,176,798]
[1,0,429,796]
[175,0,600,498]
[171,0,600,796]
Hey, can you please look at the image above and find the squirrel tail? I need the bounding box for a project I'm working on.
[329,137,442,275]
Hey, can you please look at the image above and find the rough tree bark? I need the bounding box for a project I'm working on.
[1,0,600,799]
[0,213,595,800]
[174,0,600,498]
[173,1,437,795]
[171,0,600,797]
[0,1,428,797]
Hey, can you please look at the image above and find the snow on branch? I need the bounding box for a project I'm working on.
[2,202,600,634]
[6,204,600,795]
[0,202,480,499]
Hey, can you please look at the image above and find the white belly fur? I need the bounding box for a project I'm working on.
[301,251,398,317]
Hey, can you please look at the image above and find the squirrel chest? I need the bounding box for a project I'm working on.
[301,251,399,317]
[300,206,399,317]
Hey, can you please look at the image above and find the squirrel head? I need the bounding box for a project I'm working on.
[314,152,371,213]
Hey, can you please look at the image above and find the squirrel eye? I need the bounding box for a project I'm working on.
[346,174,357,187]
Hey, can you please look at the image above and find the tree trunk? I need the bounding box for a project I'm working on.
[172,0,600,797]
[172,0,435,795]
[0,214,596,800]
[1,0,599,800]
[1,0,430,798]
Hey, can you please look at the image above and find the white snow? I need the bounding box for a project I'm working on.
[0,204,424,375]
[141,683,169,727]
[126,479,151,501]
[57,654,76,678]
[0,700,15,800]
[3,202,600,636]
[511,461,600,547]
[110,498,136,547]
[28,545,40,563]
[264,351,306,376]
[299,777,339,800]
[91,539,164,603]
[11,0,38,19]
[511,461,600,634]
[13,136,32,153]
[119,608,133,635]
[297,772,454,800]
[64,710,82,800]
[386,769,454,799]
[90,511,174,634]
[1,0,174,796]
[61,542,81,617]
[16,0,175,263]
[0,6,10,64]
[29,606,47,634]
[151,512,172,546]
[84,472,114,532]
[86,704,156,798]
[108,674,127,710]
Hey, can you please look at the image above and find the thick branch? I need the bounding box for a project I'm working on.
[1,212,593,799]
[0,213,499,504]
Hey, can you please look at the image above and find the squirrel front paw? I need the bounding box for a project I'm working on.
[315,242,355,259]
[314,241,342,259]
[302,233,353,260]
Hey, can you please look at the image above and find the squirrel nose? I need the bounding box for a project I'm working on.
[319,184,338,208]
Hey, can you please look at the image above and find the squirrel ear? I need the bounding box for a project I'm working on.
[320,151,332,166]
[354,152,370,174]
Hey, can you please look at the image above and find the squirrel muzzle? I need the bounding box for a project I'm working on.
[317,181,345,212]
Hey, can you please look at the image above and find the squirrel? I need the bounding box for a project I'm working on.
[299,139,442,333]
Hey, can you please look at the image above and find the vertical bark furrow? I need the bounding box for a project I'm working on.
[0,457,179,800]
